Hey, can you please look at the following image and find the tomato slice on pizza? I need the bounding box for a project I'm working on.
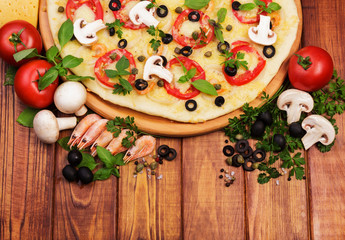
[94,49,136,88]
[112,0,148,30]
[66,0,104,21]
[164,57,206,100]
[223,43,266,86]
[172,9,214,49]
[231,0,272,24]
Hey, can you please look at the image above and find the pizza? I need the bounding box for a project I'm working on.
[46,0,300,123]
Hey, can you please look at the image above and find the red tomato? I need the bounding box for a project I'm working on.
[14,60,59,108]
[164,57,206,100]
[288,46,334,92]
[223,43,266,86]
[94,49,136,88]
[66,0,104,21]
[231,0,272,24]
[0,20,42,66]
[172,9,214,49]
[112,0,147,30]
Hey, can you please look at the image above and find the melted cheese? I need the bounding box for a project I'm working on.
[179,21,202,38]
[73,5,96,23]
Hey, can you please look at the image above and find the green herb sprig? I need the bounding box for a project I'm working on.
[239,0,281,14]
[106,116,140,148]
[209,8,227,43]
[221,50,249,70]
[184,0,211,10]
[147,26,166,52]
[106,19,125,39]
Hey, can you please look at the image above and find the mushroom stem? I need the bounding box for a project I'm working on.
[57,117,77,131]
[75,105,88,116]
[301,129,324,150]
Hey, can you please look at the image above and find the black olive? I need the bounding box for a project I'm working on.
[62,165,78,182]
[134,79,148,91]
[162,33,173,44]
[109,0,121,11]
[273,134,286,152]
[157,144,170,157]
[215,96,225,107]
[157,5,168,18]
[217,41,230,54]
[188,11,200,22]
[232,154,243,167]
[223,145,235,157]
[68,149,83,166]
[253,149,266,162]
[160,55,168,67]
[235,139,249,153]
[289,122,306,138]
[263,45,276,58]
[258,111,273,126]
[251,120,265,138]
[232,1,241,11]
[118,39,127,49]
[224,66,237,77]
[77,167,94,184]
[165,148,177,161]
[181,46,193,57]
[109,27,115,36]
[241,146,253,159]
[243,158,255,171]
[185,99,197,111]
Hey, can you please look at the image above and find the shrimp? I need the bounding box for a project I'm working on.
[123,135,156,163]
[92,43,107,58]
[106,129,135,155]
[77,119,108,150]
[90,130,114,156]
[68,114,102,147]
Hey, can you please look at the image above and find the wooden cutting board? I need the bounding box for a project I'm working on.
[39,0,302,137]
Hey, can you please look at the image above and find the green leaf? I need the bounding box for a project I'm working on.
[62,55,83,68]
[184,0,210,10]
[254,0,266,7]
[239,3,256,11]
[258,173,270,184]
[147,25,156,36]
[16,107,40,128]
[58,19,74,48]
[4,66,17,86]
[65,75,94,81]
[214,29,224,43]
[178,75,190,84]
[186,68,197,80]
[295,167,305,180]
[78,153,98,170]
[97,146,126,168]
[38,67,59,91]
[217,8,227,23]
[105,69,120,78]
[119,78,133,92]
[57,137,71,151]
[13,48,39,62]
[93,168,112,181]
[111,168,120,177]
[46,46,59,63]
[268,2,281,11]
[116,55,130,71]
[191,79,218,96]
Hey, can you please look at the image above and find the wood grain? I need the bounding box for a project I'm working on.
[0,61,54,239]
[302,0,345,239]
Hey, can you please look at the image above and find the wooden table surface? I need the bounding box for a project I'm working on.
[1,0,345,239]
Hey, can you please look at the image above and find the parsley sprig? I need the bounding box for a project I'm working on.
[239,0,281,14]
[221,50,249,70]
[106,116,140,148]
[147,26,166,52]
[106,19,124,39]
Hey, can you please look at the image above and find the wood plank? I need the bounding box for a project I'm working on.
[0,61,54,239]
[117,138,182,239]
[53,132,118,239]
[182,132,245,239]
[302,0,345,238]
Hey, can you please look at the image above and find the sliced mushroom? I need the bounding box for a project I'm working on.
[129,1,159,28]
[73,18,106,46]
[301,115,335,150]
[143,55,173,83]
[277,89,314,124]
[248,15,277,46]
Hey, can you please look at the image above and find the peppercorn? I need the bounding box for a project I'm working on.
[136,163,144,172]
[220,169,224,172]
[225,182,231,187]
[159,160,163,164]
[135,161,139,165]
[303,176,306,180]
[219,175,223,179]
[288,177,292,181]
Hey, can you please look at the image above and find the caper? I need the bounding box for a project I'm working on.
[192,31,199,40]
[235,134,244,140]
[226,25,233,31]
[204,51,212,57]
[226,157,232,166]
[214,84,221,90]
[157,79,165,87]
[252,162,260,169]
[136,163,144,172]
[150,162,158,170]
[237,155,245,164]
[174,47,181,54]
[144,162,149,167]
[175,6,183,14]
[131,68,139,75]
[109,53,117,60]
[58,6,65,13]
[137,55,146,62]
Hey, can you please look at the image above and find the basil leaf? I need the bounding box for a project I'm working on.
[191,79,218,96]
[119,78,133,92]
[57,137,70,151]
[58,19,74,48]
[4,66,17,86]
[239,3,256,11]
[65,75,94,81]
[111,168,120,177]
[217,8,227,23]
[78,153,98,170]
[112,152,126,166]
[268,2,281,11]
[97,146,115,168]
[13,48,39,62]
[116,55,130,71]
[93,168,112,181]
[186,68,196,80]
[38,67,59,91]
[214,29,224,43]
[105,69,120,78]
[254,0,266,7]
[46,46,59,63]
[62,55,83,68]
[16,107,40,128]
[185,0,210,10]
[178,75,189,83]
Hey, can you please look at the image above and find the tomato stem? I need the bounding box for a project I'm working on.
[9,28,27,52]
[295,54,312,70]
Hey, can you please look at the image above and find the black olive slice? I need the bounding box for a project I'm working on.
[253,149,266,162]
[165,148,177,161]
[263,45,276,58]
[241,146,253,159]
[157,145,170,157]
[160,55,168,67]
[109,0,121,11]
[188,11,200,22]
[223,145,235,157]
[62,165,78,182]
[217,41,230,54]
[273,134,286,152]
[243,158,255,172]
[215,96,225,107]
[232,154,243,167]
[289,122,306,138]
[118,39,127,49]
[109,27,115,36]
[157,5,169,18]
[235,140,249,153]
[224,66,237,76]
[162,33,173,44]
[251,120,265,138]
[258,111,273,126]
[185,100,197,111]
[134,79,148,91]
[181,46,193,57]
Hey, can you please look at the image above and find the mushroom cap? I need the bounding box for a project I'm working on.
[54,81,87,114]
[33,110,60,144]
[277,89,314,112]
[302,115,335,145]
